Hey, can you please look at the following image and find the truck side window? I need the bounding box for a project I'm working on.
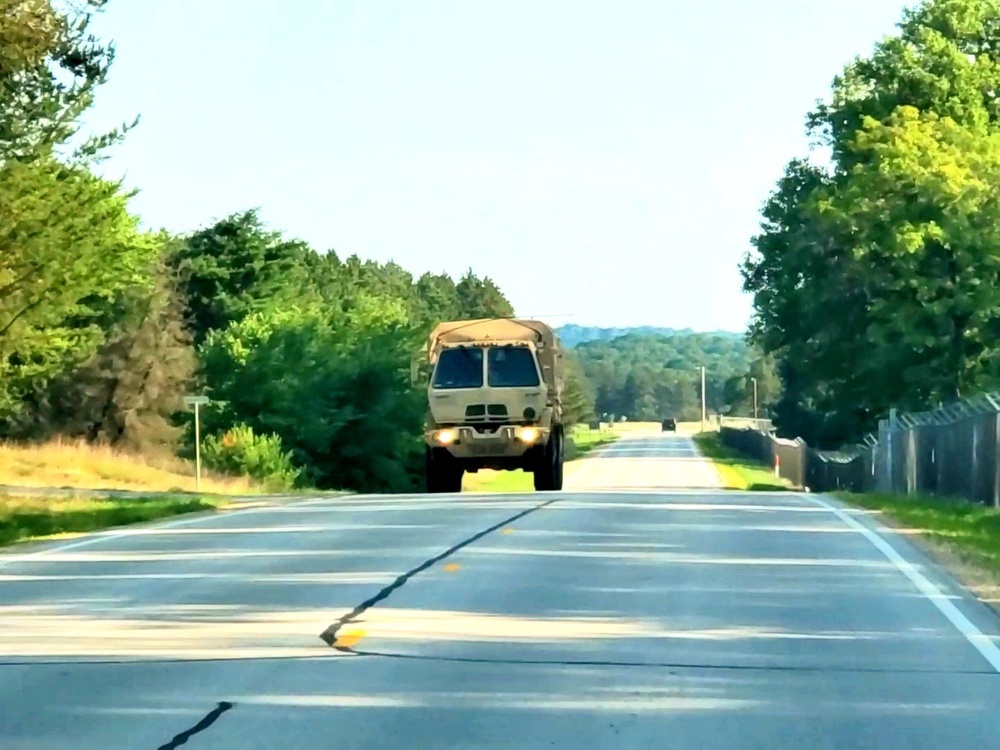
[431,347,483,389]
[487,346,540,387]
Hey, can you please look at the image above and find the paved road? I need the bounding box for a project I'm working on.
[2,437,1000,747]
[566,433,723,490]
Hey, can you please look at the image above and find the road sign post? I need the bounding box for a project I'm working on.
[183,396,210,491]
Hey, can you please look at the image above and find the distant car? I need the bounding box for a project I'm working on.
[661,418,676,432]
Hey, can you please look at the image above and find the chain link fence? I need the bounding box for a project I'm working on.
[718,391,1000,506]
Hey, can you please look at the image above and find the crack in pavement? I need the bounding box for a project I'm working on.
[318,494,562,647]
[155,701,234,749]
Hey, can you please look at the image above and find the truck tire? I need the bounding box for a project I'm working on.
[426,448,463,493]
[533,428,564,492]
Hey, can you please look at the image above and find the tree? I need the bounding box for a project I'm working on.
[741,0,1000,446]
[820,108,1000,404]
[0,1,60,75]
[809,0,1000,167]
[198,299,425,493]
[721,355,781,418]
[15,247,197,450]
[0,0,133,163]
[167,210,315,344]
[455,269,514,318]
[0,158,156,421]
[414,272,460,329]
[571,330,751,421]
[561,350,596,425]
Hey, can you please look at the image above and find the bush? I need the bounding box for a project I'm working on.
[202,424,302,491]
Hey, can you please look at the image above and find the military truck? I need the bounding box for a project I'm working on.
[422,317,565,493]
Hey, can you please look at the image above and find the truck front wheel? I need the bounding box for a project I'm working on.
[533,429,564,491]
[426,448,463,493]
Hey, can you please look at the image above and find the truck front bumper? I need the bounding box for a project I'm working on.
[423,424,549,459]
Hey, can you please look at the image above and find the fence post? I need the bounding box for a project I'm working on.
[887,408,898,493]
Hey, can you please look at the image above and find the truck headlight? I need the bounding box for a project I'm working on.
[436,429,456,445]
[517,426,539,443]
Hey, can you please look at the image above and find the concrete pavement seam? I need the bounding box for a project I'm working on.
[320,648,1000,675]
[318,493,563,647]
[2,652,997,673]
[810,495,1000,674]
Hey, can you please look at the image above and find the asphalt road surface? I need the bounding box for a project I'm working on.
[2,435,1000,748]
[565,432,723,490]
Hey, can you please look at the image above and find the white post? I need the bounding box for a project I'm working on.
[752,377,758,420]
[183,395,210,493]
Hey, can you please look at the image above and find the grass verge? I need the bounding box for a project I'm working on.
[0,438,259,495]
[692,432,791,491]
[834,491,1000,612]
[0,493,225,548]
[462,426,619,493]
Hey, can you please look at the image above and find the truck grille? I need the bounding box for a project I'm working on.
[464,403,508,422]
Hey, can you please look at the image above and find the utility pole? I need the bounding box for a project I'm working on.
[751,376,758,420]
[700,366,706,433]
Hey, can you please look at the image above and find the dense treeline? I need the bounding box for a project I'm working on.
[569,331,774,421]
[556,325,698,348]
[0,2,543,492]
[742,0,1000,449]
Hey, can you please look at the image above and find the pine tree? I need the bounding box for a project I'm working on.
[25,253,197,451]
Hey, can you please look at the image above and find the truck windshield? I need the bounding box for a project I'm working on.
[488,346,540,387]
[432,347,483,389]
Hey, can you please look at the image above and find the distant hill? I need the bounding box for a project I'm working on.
[564,328,753,421]
[555,324,743,348]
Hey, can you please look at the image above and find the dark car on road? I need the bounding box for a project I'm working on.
[661,417,676,432]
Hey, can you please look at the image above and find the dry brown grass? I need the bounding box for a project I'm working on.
[0,438,259,496]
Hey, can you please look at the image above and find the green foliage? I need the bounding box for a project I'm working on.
[0,157,158,424]
[561,350,596,425]
[721,354,781,419]
[10,246,197,450]
[166,210,316,345]
[0,0,133,163]
[743,0,1000,448]
[454,270,514,319]
[202,424,301,491]
[197,301,426,493]
[571,331,755,421]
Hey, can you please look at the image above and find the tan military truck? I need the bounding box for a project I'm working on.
[423,317,565,493]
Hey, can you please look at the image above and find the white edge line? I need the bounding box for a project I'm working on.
[810,495,1000,674]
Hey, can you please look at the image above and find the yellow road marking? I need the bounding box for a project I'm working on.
[333,629,366,648]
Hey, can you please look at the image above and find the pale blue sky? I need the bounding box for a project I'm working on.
[82,1,910,331]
